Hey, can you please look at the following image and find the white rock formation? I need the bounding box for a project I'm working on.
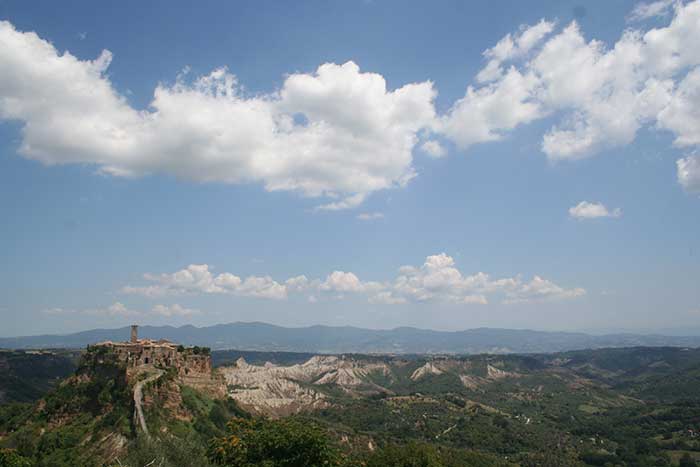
[410,361,444,381]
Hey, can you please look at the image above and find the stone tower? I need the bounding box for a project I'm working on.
[130,325,138,343]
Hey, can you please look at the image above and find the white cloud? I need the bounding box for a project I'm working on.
[420,140,447,158]
[502,276,586,304]
[319,271,384,294]
[386,253,583,305]
[677,155,700,193]
[4,5,700,198]
[151,304,199,317]
[657,67,700,147]
[476,19,555,83]
[284,275,312,293]
[528,23,674,159]
[438,67,544,150]
[0,22,436,210]
[356,212,384,221]
[122,264,287,300]
[122,254,584,306]
[437,20,556,150]
[315,193,367,212]
[440,2,700,171]
[627,0,675,22]
[568,201,623,219]
[236,276,288,300]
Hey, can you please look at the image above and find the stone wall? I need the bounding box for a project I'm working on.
[92,340,225,398]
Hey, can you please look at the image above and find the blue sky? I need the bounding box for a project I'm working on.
[1,0,699,336]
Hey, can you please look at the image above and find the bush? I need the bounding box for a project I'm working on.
[680,453,698,467]
[365,442,442,467]
[120,436,215,467]
[364,442,501,467]
[208,417,341,467]
[0,449,32,467]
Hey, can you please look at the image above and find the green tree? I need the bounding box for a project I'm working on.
[680,453,698,467]
[0,449,33,467]
[365,442,443,467]
[208,417,341,467]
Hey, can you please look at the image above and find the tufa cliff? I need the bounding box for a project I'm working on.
[0,326,236,467]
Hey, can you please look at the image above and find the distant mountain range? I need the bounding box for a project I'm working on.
[2,322,700,354]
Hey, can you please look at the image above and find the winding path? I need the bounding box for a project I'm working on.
[133,370,163,439]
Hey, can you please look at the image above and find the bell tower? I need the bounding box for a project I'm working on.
[130,325,138,343]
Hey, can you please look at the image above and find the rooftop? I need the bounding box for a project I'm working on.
[95,338,177,349]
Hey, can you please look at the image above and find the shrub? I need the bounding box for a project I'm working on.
[208,417,341,467]
[0,449,32,467]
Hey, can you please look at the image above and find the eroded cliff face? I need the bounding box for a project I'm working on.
[218,354,530,417]
[219,355,394,416]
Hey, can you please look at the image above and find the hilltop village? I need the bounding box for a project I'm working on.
[90,325,226,398]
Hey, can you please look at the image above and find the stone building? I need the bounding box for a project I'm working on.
[92,325,216,388]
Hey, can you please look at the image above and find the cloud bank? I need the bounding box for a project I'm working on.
[1,2,700,203]
[0,21,434,209]
[122,253,585,306]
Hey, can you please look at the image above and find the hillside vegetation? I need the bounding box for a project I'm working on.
[0,346,699,466]
[0,350,80,404]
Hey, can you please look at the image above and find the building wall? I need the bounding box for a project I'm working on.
[96,342,212,379]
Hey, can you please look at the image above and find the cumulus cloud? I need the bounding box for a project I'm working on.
[319,271,384,294]
[501,276,586,304]
[440,1,700,171]
[315,193,367,212]
[677,155,700,193]
[151,304,200,317]
[3,4,700,197]
[476,19,555,84]
[438,67,544,150]
[657,68,700,147]
[123,254,585,306]
[420,140,447,158]
[385,253,584,305]
[122,264,287,300]
[568,201,623,219]
[0,22,436,209]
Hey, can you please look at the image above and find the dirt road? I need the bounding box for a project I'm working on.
[133,370,163,439]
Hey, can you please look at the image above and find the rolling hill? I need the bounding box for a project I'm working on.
[2,322,700,354]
